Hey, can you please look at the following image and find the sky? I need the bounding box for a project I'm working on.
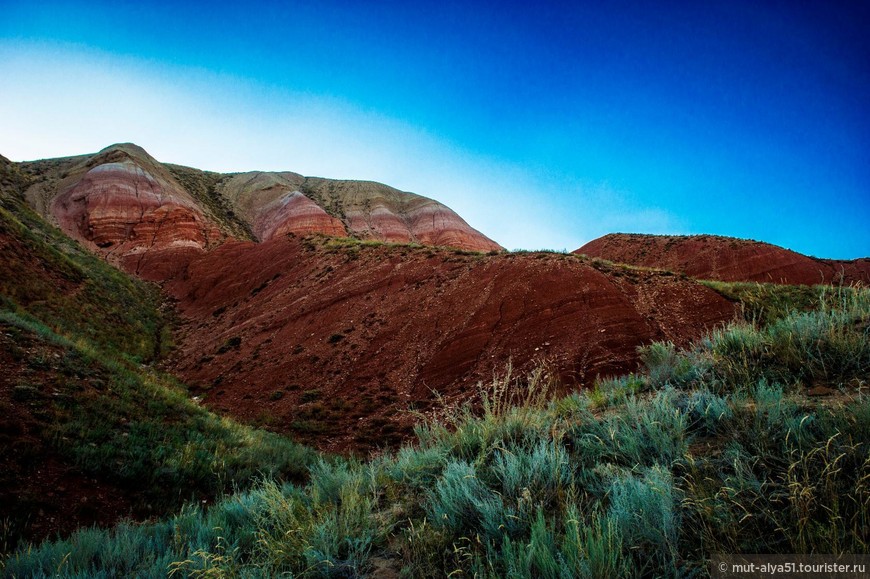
[1,0,868,257]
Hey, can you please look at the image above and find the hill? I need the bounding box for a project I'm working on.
[6,145,739,452]
[160,237,735,451]
[0,146,737,542]
[16,143,500,281]
[6,282,868,577]
[575,233,870,285]
[0,194,315,549]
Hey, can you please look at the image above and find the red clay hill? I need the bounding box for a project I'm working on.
[20,143,501,279]
[160,237,734,451]
[576,234,870,285]
[11,144,742,451]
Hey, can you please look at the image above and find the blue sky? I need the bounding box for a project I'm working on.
[1,1,868,257]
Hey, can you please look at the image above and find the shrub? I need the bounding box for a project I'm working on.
[639,341,709,389]
[489,441,572,530]
[607,465,680,569]
[680,387,732,435]
[427,461,515,541]
[300,389,322,403]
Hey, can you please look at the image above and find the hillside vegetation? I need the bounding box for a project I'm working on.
[0,196,168,361]
[4,284,867,577]
[0,197,316,551]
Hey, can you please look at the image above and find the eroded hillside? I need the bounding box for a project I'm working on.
[161,237,735,451]
[18,143,502,271]
[576,233,870,285]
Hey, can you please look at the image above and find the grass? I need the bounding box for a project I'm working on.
[0,198,317,553]
[637,285,869,393]
[4,285,868,577]
[0,310,318,556]
[164,163,255,241]
[0,197,171,363]
[0,191,866,574]
[702,280,860,326]
[303,233,492,259]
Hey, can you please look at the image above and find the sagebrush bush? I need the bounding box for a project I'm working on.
[427,460,515,541]
[639,285,870,393]
[640,341,708,388]
[679,387,733,434]
[607,465,680,570]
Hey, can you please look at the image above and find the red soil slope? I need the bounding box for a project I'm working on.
[160,237,735,452]
[576,234,870,285]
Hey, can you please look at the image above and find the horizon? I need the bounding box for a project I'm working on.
[7,138,870,261]
[2,1,868,258]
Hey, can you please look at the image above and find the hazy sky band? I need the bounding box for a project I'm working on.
[1,1,868,257]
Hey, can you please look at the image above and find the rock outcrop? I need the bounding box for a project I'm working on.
[20,145,225,279]
[214,172,347,240]
[52,161,221,249]
[576,234,870,285]
[301,178,502,252]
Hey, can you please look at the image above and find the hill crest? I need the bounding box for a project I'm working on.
[13,143,502,274]
[575,233,870,285]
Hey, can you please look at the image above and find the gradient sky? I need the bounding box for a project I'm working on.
[1,0,868,257]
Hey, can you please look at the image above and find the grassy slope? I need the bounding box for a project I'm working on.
[0,196,169,362]
[164,164,255,241]
[701,279,857,327]
[5,286,867,577]
[0,194,315,552]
